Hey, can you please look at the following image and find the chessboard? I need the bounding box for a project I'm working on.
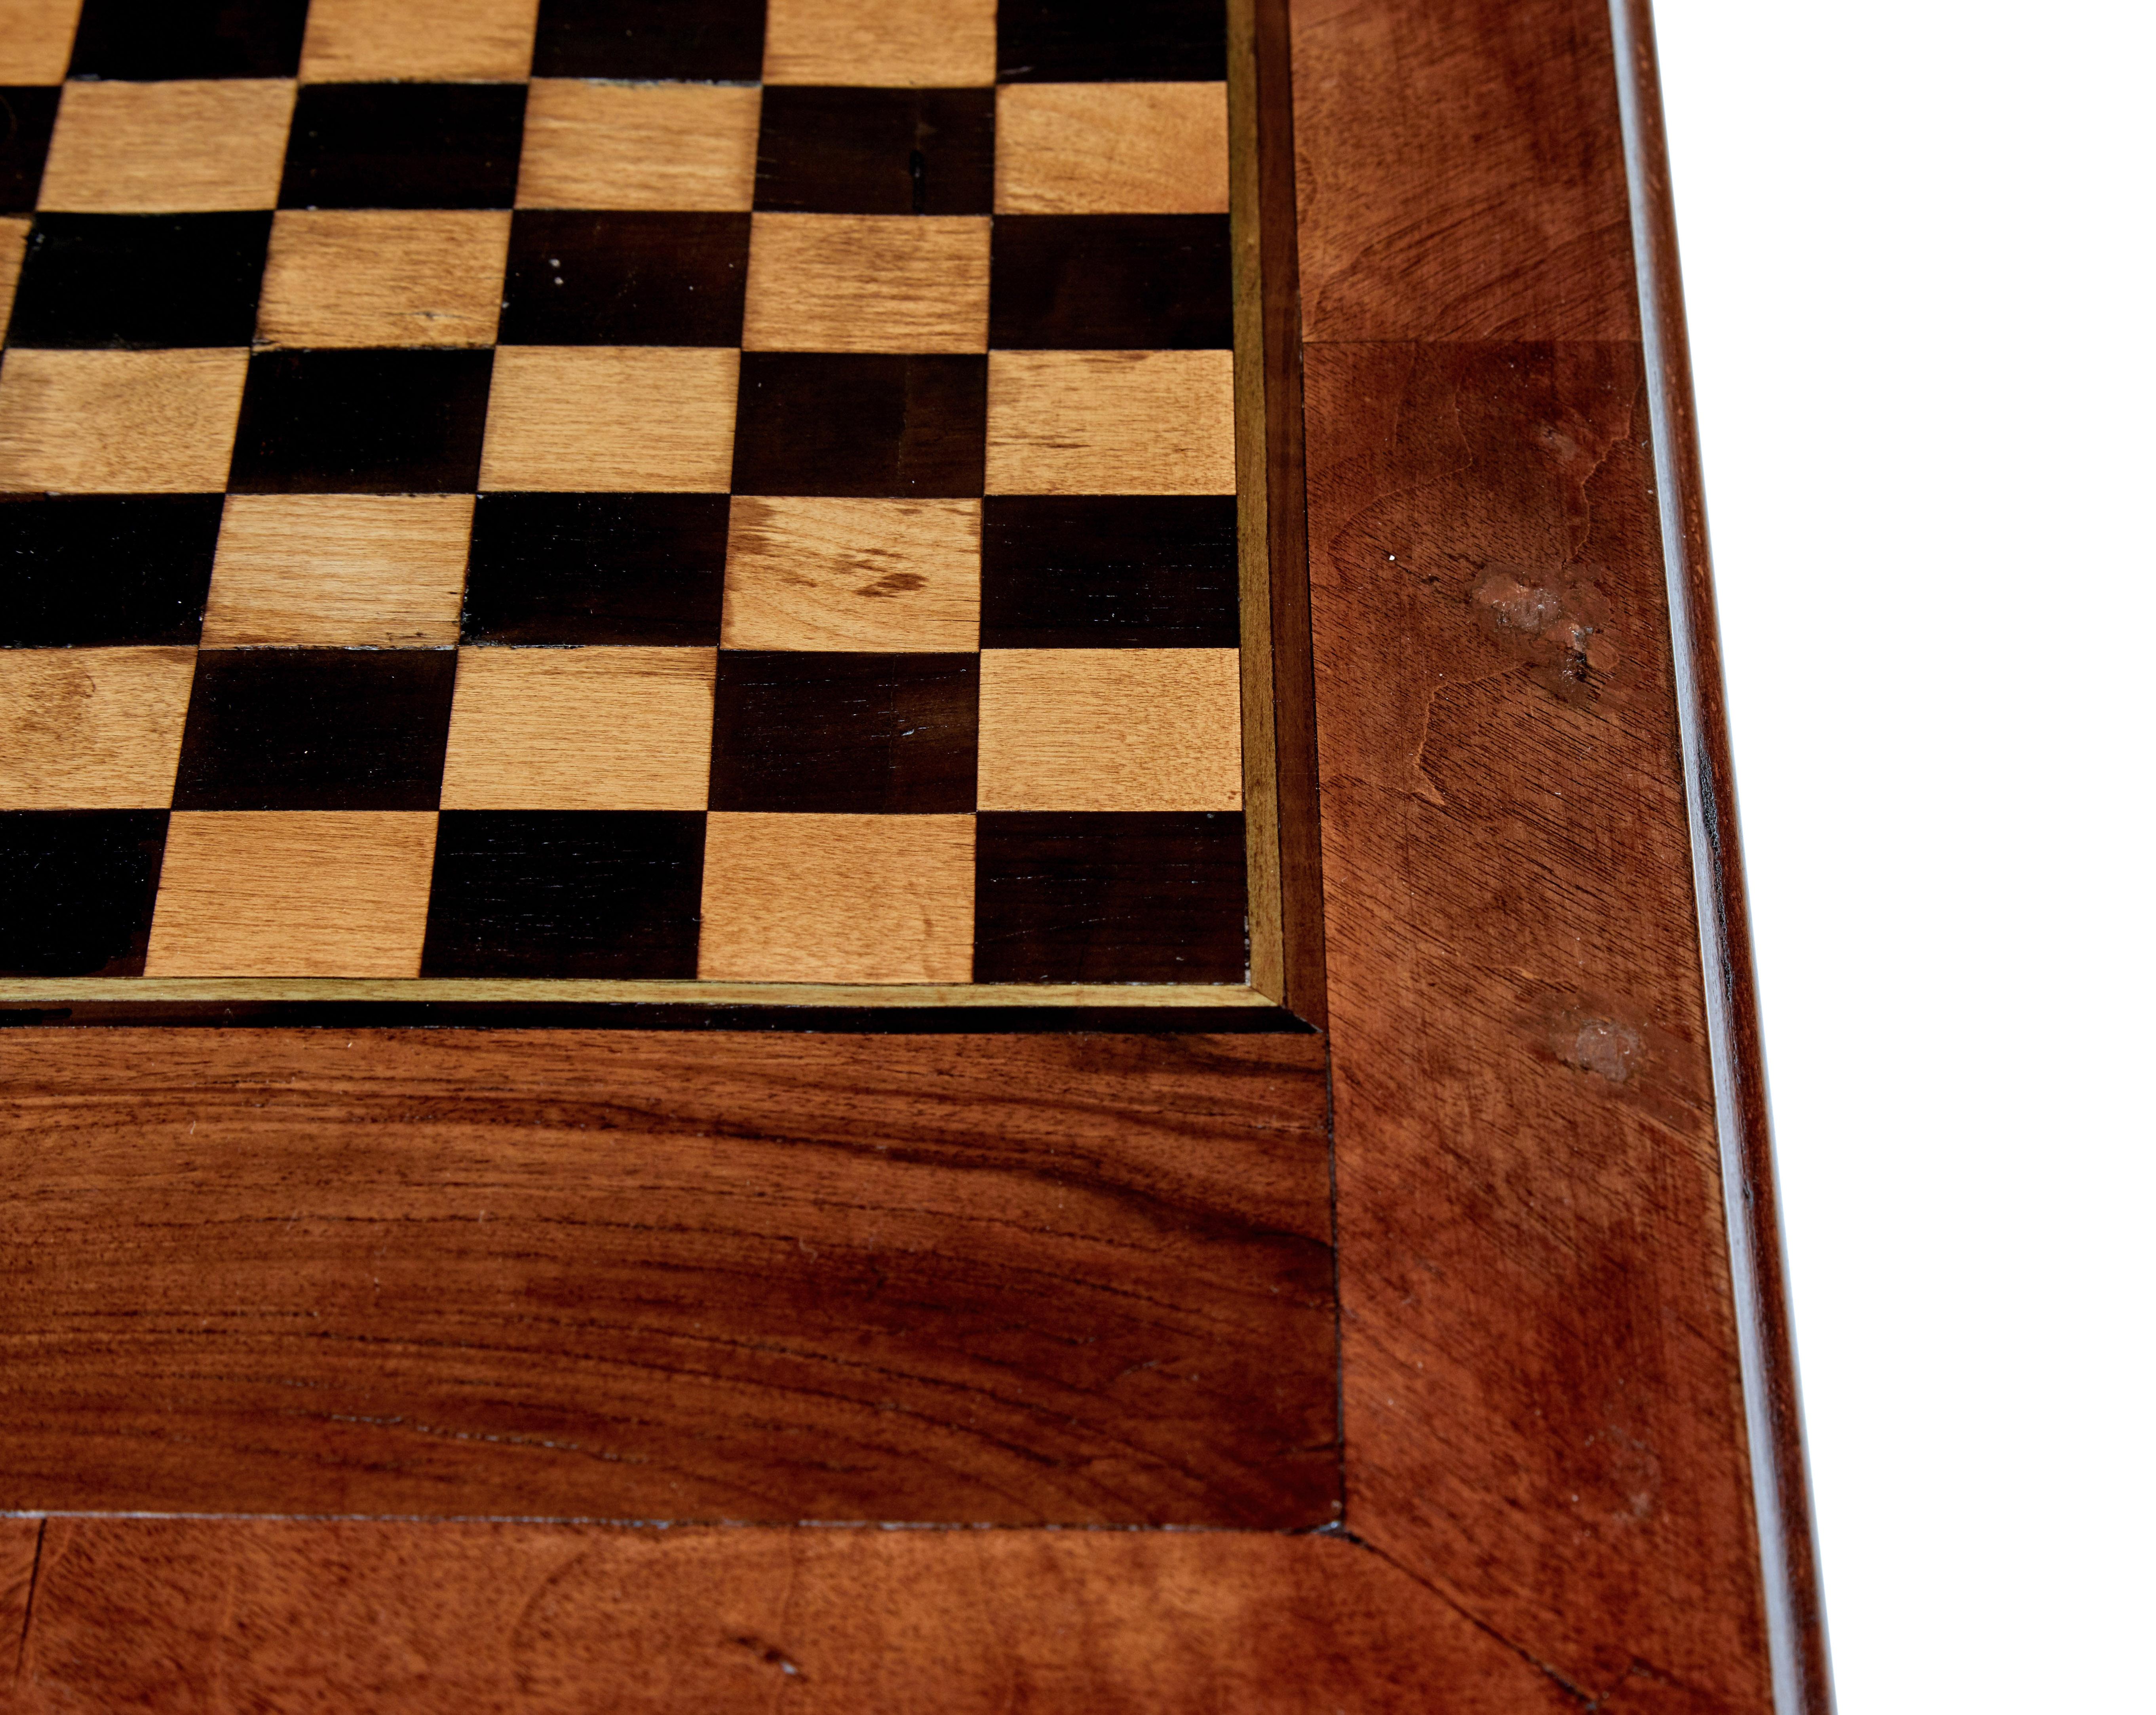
[0,0,1282,1019]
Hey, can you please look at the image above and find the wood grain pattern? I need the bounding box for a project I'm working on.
[1305,337,1776,1708]
[0,1517,35,1686]
[985,349,1235,495]
[299,0,541,82]
[255,210,511,350]
[37,80,296,214]
[978,647,1243,812]
[742,213,990,354]
[480,347,739,492]
[516,80,759,213]
[0,348,246,493]
[1285,0,1793,1699]
[721,496,981,652]
[1290,0,1636,342]
[0,646,193,808]
[699,811,974,982]
[0,0,78,84]
[0,217,27,333]
[143,810,437,977]
[440,646,717,811]
[763,0,996,88]
[0,1029,1339,1524]
[995,84,1230,215]
[9,1521,1570,1714]
[0,0,1817,1700]
[202,493,474,647]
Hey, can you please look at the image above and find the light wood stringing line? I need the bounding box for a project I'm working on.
[1227,0,1284,998]
[0,978,1277,1005]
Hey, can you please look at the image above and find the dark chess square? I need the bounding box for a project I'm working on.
[0,87,60,213]
[464,493,732,646]
[499,211,751,347]
[68,0,310,81]
[989,214,1232,350]
[172,647,458,811]
[732,353,987,498]
[1,493,223,647]
[710,651,979,814]
[8,213,272,349]
[981,496,1240,649]
[996,0,1227,82]
[532,0,766,82]
[0,810,169,977]
[421,808,707,978]
[754,87,995,217]
[228,349,494,493]
[280,83,528,211]
[973,810,1247,983]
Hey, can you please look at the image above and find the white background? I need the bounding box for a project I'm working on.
[1651,0,2153,1707]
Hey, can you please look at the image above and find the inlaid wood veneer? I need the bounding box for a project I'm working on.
[255,211,511,350]
[0,0,1822,1707]
[297,0,542,83]
[516,80,760,213]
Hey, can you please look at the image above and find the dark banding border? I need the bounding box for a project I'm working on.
[0,1003,1315,1033]
[1609,4,1834,1710]
[1228,0,1327,1027]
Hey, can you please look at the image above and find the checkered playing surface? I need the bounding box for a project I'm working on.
[0,0,1250,990]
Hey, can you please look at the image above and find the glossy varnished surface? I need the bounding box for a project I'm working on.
[1292,0,1797,1704]
[0,1028,1338,1524]
[0,0,1820,1705]
[1308,337,1771,1707]
[1,1520,1575,1713]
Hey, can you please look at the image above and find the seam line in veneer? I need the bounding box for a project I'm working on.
[1321,1032,1346,1524]
[13,1519,43,1686]
[1307,1525,1595,1710]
